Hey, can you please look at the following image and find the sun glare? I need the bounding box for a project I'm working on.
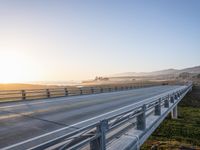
[0,50,36,83]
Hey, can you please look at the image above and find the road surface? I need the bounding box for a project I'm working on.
[0,85,183,149]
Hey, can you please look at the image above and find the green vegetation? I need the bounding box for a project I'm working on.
[141,86,200,149]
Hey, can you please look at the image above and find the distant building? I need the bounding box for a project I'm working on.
[94,76,109,81]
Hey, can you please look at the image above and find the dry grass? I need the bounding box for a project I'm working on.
[0,83,60,90]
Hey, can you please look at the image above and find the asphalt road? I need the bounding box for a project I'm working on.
[0,85,183,149]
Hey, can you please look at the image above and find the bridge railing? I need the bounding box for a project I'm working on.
[4,83,192,150]
[0,82,163,102]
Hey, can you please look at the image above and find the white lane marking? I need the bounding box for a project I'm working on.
[2,86,185,150]
[0,86,176,109]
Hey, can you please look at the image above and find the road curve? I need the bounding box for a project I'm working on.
[0,85,183,149]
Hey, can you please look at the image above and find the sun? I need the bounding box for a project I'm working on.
[0,50,35,83]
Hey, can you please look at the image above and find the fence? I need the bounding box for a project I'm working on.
[0,82,163,102]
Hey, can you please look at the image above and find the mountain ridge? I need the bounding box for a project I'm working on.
[111,65,200,77]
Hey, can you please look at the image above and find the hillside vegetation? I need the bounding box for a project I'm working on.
[141,86,200,149]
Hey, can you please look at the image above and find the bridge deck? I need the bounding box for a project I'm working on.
[0,85,183,149]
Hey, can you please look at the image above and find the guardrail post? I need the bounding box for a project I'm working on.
[177,92,180,98]
[64,88,68,96]
[46,89,50,98]
[155,98,161,115]
[179,91,181,97]
[174,93,178,100]
[170,95,174,103]
[181,90,183,94]
[100,88,103,93]
[21,90,26,100]
[90,120,108,150]
[164,96,169,108]
[108,88,111,92]
[91,87,94,94]
[115,87,117,91]
[136,105,146,130]
[80,88,83,95]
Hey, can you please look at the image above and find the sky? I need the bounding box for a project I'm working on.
[0,0,200,83]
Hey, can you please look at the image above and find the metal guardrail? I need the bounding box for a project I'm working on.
[3,83,192,150]
[0,83,162,102]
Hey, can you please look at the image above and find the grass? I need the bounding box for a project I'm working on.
[141,86,200,150]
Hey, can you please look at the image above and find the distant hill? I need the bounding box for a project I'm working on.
[112,66,200,77]
[180,66,200,74]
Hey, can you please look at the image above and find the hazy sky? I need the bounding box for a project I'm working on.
[0,0,200,83]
